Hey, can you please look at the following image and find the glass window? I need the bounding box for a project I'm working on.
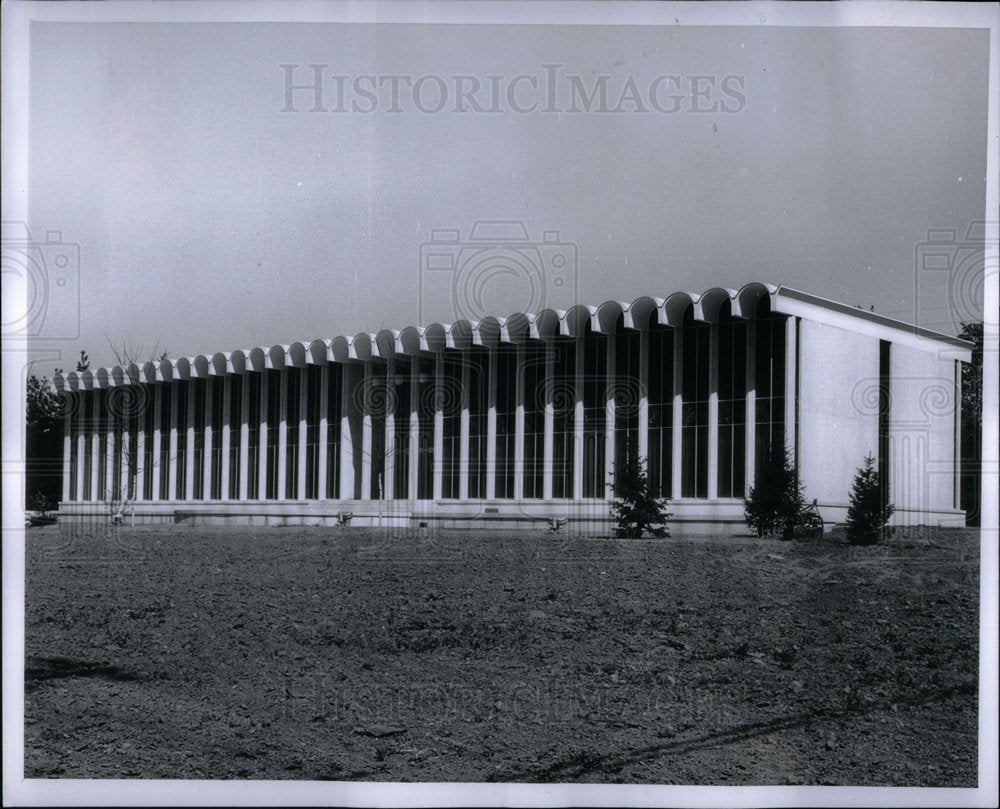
[754,299,787,480]
[718,307,747,498]
[552,338,575,499]
[681,310,710,498]
[583,330,607,498]
[326,364,342,499]
[494,345,517,498]
[522,341,545,499]
[648,318,673,498]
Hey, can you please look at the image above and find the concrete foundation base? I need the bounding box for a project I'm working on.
[55,498,967,534]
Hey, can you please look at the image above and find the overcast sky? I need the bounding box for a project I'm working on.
[27,20,990,369]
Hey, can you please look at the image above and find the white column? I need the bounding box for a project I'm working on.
[297,367,308,500]
[671,328,683,501]
[604,331,616,499]
[486,347,497,500]
[573,335,585,500]
[385,358,396,500]
[258,373,269,498]
[784,317,798,463]
[433,352,444,500]
[459,353,470,500]
[745,322,757,496]
[708,321,719,500]
[542,341,555,500]
[277,368,287,499]
[185,381,196,499]
[339,364,354,499]
[317,364,329,499]
[361,362,373,500]
[220,374,231,500]
[150,385,162,500]
[134,392,145,501]
[62,398,72,502]
[202,377,213,498]
[167,382,178,500]
[638,328,649,471]
[409,358,420,499]
[514,344,525,500]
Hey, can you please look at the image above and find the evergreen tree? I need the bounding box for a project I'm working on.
[610,440,671,538]
[25,374,63,507]
[744,441,807,539]
[845,453,894,545]
[27,350,90,508]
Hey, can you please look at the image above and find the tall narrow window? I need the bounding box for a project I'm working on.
[614,322,640,487]
[192,379,206,499]
[681,311,710,498]
[392,358,411,499]
[304,365,321,499]
[246,373,261,499]
[879,340,891,512]
[176,382,188,500]
[142,388,155,500]
[127,395,139,501]
[552,338,575,498]
[83,392,94,501]
[648,318,673,498]
[159,386,172,501]
[228,375,242,499]
[718,306,747,498]
[326,363,342,498]
[369,361,388,499]
[96,390,108,500]
[210,379,224,499]
[583,330,607,498]
[467,348,488,498]
[494,345,517,498]
[285,369,299,499]
[416,355,435,499]
[111,391,123,500]
[68,394,79,501]
[522,341,545,499]
[440,351,462,498]
[754,299,786,479]
[124,396,138,501]
[266,370,281,499]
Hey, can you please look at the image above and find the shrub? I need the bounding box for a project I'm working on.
[610,442,671,538]
[744,441,807,540]
[29,492,55,517]
[845,453,894,545]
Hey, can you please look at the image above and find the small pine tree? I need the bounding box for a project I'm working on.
[845,453,894,545]
[744,441,807,540]
[610,440,671,538]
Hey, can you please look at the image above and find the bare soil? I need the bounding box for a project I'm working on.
[24,523,978,784]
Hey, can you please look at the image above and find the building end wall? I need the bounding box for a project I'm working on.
[797,319,881,512]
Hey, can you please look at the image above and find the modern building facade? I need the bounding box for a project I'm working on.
[54,283,972,532]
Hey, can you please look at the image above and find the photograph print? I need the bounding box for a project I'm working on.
[3,1,997,807]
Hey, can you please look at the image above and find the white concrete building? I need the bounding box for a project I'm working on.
[54,283,971,532]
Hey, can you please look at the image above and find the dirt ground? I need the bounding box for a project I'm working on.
[24,523,978,785]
